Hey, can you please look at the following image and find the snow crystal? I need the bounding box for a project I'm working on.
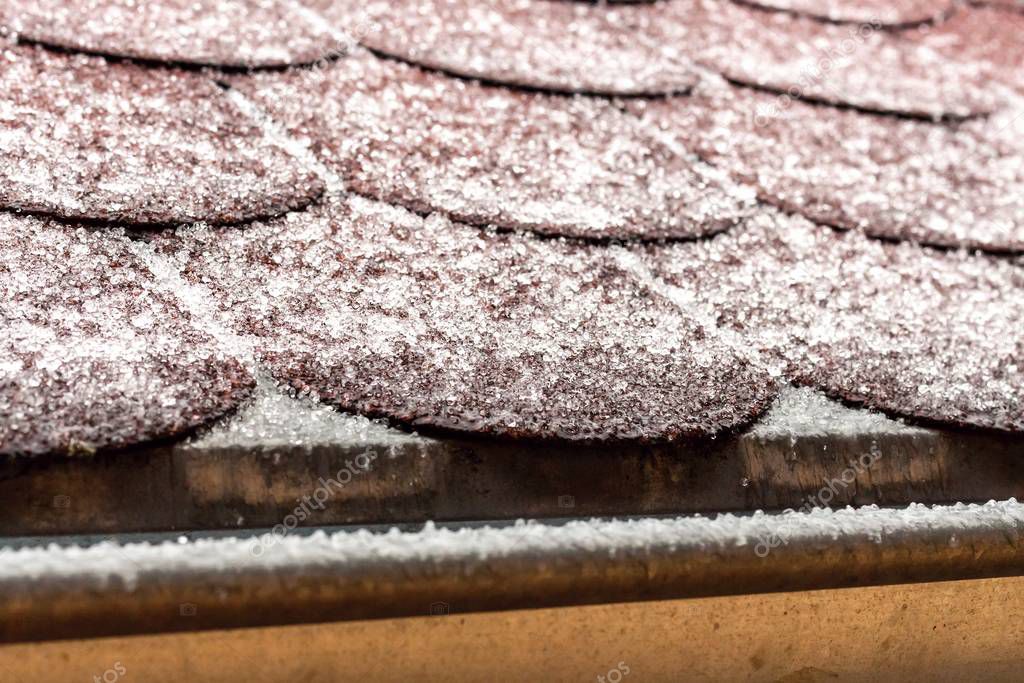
[751,386,928,438]
[185,376,423,451]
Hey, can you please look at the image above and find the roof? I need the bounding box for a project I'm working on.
[1,0,1022,456]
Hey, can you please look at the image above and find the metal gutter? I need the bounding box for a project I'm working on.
[1,501,1022,644]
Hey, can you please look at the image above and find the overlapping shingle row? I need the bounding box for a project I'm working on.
[2,0,338,68]
[149,196,777,442]
[324,0,1005,117]
[629,77,1024,251]
[734,0,953,25]
[0,44,324,226]
[644,213,1024,432]
[228,52,758,241]
[0,214,253,455]
[1,0,1022,455]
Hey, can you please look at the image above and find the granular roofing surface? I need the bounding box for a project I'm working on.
[1,0,1022,455]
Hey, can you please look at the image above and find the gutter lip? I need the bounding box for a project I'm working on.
[1,503,1022,644]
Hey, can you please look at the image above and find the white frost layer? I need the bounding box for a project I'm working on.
[185,382,928,452]
[751,387,929,438]
[184,376,422,450]
[2,500,1021,589]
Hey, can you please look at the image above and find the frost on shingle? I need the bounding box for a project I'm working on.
[4,0,339,68]
[183,377,422,452]
[751,387,927,438]
[159,195,778,442]
[629,77,1024,252]
[733,0,953,26]
[229,50,756,241]
[672,0,1002,119]
[0,45,324,226]
[321,0,1001,120]
[977,0,1024,10]
[908,5,1024,94]
[644,211,1024,433]
[0,214,254,457]
[309,0,701,96]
